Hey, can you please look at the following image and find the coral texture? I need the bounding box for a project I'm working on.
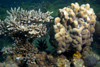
[54,2,96,53]
[2,42,71,67]
[0,56,18,67]
[84,55,98,67]
[0,7,53,39]
[73,51,81,59]
[0,2,98,67]
[73,58,85,67]
[2,41,39,66]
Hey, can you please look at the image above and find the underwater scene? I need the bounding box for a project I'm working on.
[0,0,100,67]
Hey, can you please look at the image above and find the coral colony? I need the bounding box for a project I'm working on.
[0,2,99,67]
[54,3,96,54]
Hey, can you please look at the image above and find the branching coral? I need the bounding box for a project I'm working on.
[54,2,96,53]
[2,42,71,67]
[0,2,98,67]
[2,41,39,66]
[0,7,53,39]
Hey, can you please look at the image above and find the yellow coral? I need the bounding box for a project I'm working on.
[73,51,82,59]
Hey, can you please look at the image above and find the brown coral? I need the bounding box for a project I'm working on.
[0,56,18,67]
[54,2,96,53]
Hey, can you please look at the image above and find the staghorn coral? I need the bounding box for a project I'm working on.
[0,7,53,39]
[54,2,96,53]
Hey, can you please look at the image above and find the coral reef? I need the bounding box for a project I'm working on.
[54,2,96,53]
[82,47,100,60]
[2,41,39,66]
[0,2,99,67]
[2,42,71,67]
[0,56,18,67]
[0,7,53,40]
[56,56,70,67]
[72,58,85,67]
